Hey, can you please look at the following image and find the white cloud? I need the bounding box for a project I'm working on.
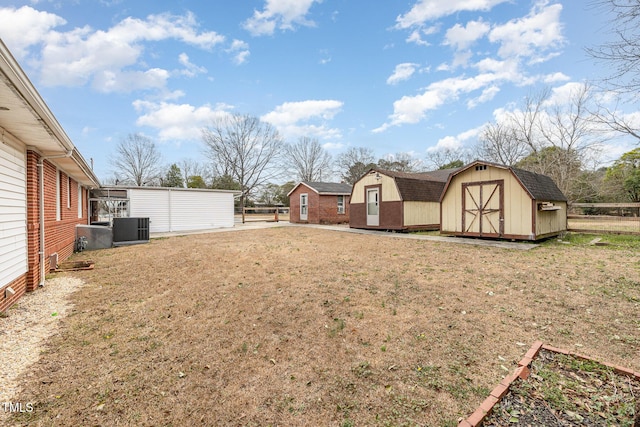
[0,6,63,57]
[177,53,207,77]
[428,126,483,151]
[543,72,571,83]
[133,100,233,140]
[396,0,508,29]
[387,63,419,85]
[444,20,490,51]
[374,73,503,132]
[0,7,225,92]
[261,99,344,140]
[489,2,564,62]
[543,81,587,106]
[243,0,321,36]
[93,68,170,93]
[467,85,500,108]
[406,25,439,46]
[227,39,250,65]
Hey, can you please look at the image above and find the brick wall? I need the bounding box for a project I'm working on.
[0,275,27,313]
[318,194,350,224]
[288,184,350,224]
[23,152,88,293]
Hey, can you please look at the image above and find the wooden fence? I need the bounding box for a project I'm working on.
[568,203,640,235]
[237,207,290,223]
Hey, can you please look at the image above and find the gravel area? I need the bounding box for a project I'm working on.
[0,277,84,417]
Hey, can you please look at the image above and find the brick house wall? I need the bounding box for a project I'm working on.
[289,183,350,224]
[318,194,350,224]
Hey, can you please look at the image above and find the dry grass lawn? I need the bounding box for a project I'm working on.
[8,227,640,426]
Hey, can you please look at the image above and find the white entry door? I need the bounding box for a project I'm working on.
[366,188,379,226]
[300,193,308,221]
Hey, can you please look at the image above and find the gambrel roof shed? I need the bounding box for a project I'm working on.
[349,168,458,231]
[375,168,455,202]
[439,160,567,241]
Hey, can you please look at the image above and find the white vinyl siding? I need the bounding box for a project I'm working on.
[128,188,235,233]
[0,141,27,289]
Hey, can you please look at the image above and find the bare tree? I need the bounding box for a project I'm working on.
[587,0,640,96]
[285,137,333,182]
[477,84,605,199]
[590,98,640,143]
[477,121,528,166]
[425,147,471,170]
[378,152,423,172]
[179,158,211,188]
[110,133,163,186]
[202,113,283,207]
[335,147,376,184]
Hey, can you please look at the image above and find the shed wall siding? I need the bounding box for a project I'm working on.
[403,201,440,227]
[129,189,170,233]
[129,188,234,233]
[170,191,234,231]
[441,167,533,236]
[535,201,567,236]
[351,173,400,203]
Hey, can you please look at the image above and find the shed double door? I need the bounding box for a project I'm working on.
[461,180,504,237]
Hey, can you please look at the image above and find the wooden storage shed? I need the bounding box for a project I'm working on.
[350,168,453,231]
[288,182,352,224]
[93,186,240,233]
[0,40,100,312]
[440,161,567,240]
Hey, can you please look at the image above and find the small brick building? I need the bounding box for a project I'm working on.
[0,40,100,313]
[288,182,352,224]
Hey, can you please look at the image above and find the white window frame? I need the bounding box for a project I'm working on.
[56,168,61,221]
[78,185,83,218]
[66,176,71,209]
[337,195,345,214]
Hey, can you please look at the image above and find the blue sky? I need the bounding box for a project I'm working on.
[0,0,637,182]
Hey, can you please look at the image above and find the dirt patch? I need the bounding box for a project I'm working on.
[6,227,640,426]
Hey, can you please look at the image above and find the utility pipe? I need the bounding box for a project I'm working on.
[37,150,73,287]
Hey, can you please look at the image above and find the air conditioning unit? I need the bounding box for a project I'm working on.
[112,217,150,246]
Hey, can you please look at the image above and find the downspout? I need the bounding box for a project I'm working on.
[37,150,73,287]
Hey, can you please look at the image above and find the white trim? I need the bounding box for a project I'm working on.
[56,168,61,221]
[78,184,83,218]
[66,175,71,209]
[300,193,308,221]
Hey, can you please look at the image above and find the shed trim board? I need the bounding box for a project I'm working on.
[125,187,238,233]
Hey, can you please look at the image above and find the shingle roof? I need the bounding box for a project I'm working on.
[303,182,352,195]
[373,168,458,202]
[511,167,567,201]
[376,168,457,183]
